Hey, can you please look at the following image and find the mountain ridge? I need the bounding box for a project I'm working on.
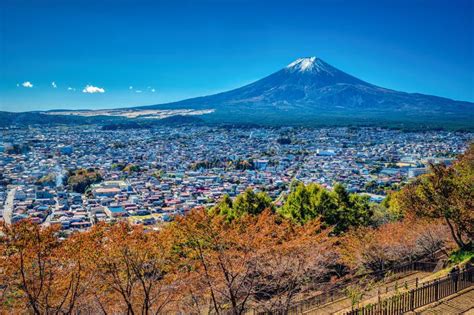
[130,57,472,129]
[2,57,473,130]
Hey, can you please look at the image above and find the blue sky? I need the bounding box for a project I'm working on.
[1,0,473,112]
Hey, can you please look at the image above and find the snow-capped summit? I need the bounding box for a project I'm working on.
[286,57,334,74]
[287,57,317,71]
[132,56,473,129]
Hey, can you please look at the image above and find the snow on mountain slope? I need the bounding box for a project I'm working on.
[6,57,471,129]
[286,57,334,74]
[133,57,473,128]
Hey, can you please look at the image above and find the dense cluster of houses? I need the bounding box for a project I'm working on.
[0,125,470,232]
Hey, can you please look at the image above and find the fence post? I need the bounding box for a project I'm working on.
[435,280,439,301]
[410,290,415,310]
[415,277,418,288]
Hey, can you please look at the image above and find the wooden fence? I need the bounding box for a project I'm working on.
[252,261,437,314]
[345,266,474,315]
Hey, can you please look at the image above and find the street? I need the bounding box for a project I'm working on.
[3,186,17,225]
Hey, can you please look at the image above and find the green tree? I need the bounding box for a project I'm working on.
[211,189,273,220]
[211,194,235,219]
[67,168,102,193]
[233,189,273,216]
[279,183,372,234]
[280,183,326,223]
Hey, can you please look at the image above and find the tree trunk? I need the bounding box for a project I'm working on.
[445,217,466,249]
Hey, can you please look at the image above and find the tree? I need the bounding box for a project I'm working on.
[277,137,292,145]
[253,220,337,313]
[123,164,142,173]
[279,183,372,234]
[233,189,273,216]
[35,173,56,186]
[67,168,102,193]
[172,209,266,314]
[86,223,177,314]
[340,217,452,272]
[211,189,274,220]
[211,194,234,218]
[325,184,372,234]
[0,221,89,314]
[171,209,336,314]
[393,145,473,249]
[279,183,320,223]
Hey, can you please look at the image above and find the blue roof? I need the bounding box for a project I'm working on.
[109,206,124,213]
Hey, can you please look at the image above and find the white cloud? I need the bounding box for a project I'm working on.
[22,81,33,88]
[67,87,76,91]
[135,90,143,93]
[82,85,105,94]
[51,81,57,88]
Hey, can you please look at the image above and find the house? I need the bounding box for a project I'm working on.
[105,205,127,218]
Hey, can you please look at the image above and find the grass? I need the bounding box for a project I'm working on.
[448,248,474,265]
[421,248,474,283]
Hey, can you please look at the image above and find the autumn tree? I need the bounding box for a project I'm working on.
[0,221,90,314]
[253,220,337,313]
[85,223,177,314]
[393,145,473,249]
[171,209,265,314]
[171,208,338,314]
[340,217,452,273]
[123,164,142,173]
[35,173,56,187]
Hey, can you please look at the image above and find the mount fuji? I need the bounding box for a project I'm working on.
[133,56,473,129]
[2,57,473,129]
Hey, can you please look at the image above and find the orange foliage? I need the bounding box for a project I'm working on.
[393,145,473,249]
[0,211,337,314]
[78,222,178,314]
[0,208,455,314]
[169,209,338,313]
[340,216,453,272]
[0,221,91,314]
